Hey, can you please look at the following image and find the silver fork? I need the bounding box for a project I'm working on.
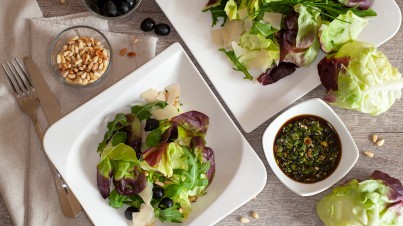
[2,59,82,218]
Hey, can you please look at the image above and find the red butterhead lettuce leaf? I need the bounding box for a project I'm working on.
[170,111,209,136]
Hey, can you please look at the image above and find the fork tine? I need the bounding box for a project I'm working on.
[10,60,29,92]
[6,61,26,93]
[2,63,19,95]
[14,58,34,88]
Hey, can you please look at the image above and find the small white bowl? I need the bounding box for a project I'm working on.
[262,98,359,196]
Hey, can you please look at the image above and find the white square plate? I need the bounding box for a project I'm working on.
[43,43,267,226]
[262,98,359,196]
[155,0,402,133]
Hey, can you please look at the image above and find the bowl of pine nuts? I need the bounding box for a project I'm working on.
[49,25,112,86]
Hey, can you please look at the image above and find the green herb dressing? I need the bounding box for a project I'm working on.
[274,115,341,183]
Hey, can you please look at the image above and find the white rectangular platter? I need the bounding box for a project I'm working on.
[155,0,402,132]
[43,43,267,226]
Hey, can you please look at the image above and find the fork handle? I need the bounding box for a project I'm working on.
[28,111,82,218]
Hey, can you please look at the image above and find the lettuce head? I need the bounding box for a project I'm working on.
[318,40,403,115]
[317,170,403,226]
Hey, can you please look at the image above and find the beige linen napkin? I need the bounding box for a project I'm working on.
[0,1,42,226]
[0,1,158,225]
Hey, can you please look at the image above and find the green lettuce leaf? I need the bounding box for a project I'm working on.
[140,143,187,177]
[294,4,321,49]
[318,41,403,115]
[317,171,403,226]
[319,10,369,53]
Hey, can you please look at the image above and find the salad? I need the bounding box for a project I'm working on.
[95,85,215,225]
[203,0,376,85]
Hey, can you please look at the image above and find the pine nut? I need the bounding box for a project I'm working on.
[364,151,374,158]
[92,56,99,63]
[372,134,378,143]
[376,138,385,147]
[67,73,76,79]
[92,63,99,71]
[240,217,249,223]
[70,36,79,41]
[119,48,128,56]
[127,52,136,57]
[57,54,61,64]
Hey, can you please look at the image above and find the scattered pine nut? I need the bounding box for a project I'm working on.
[376,138,385,147]
[372,134,378,143]
[240,217,250,223]
[251,211,259,219]
[60,0,66,4]
[363,151,374,158]
[127,52,137,57]
[119,48,128,56]
[133,38,139,44]
[154,181,164,187]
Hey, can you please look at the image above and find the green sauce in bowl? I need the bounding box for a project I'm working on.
[274,115,341,183]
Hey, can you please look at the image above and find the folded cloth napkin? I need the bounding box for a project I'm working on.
[0,1,158,225]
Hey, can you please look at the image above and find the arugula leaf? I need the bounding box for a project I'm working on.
[108,189,143,209]
[131,101,168,121]
[154,205,183,223]
[173,147,210,191]
[111,131,127,146]
[250,22,276,37]
[219,48,253,80]
[97,113,127,153]
[108,189,130,208]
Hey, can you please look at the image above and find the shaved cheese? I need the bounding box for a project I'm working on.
[152,105,180,120]
[263,12,283,30]
[231,41,246,58]
[223,20,244,47]
[165,84,180,105]
[211,28,225,47]
[132,204,156,226]
[138,182,153,204]
[238,8,253,31]
[140,89,158,103]
[156,91,166,102]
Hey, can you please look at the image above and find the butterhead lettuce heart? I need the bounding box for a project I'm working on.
[318,41,403,115]
[317,170,403,226]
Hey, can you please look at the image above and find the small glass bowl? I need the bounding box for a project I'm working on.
[49,25,112,87]
[80,0,142,20]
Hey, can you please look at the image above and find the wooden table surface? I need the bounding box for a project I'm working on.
[1,0,402,225]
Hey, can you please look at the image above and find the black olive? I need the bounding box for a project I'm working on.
[124,206,139,220]
[144,118,159,131]
[152,186,164,199]
[154,23,170,36]
[102,1,118,17]
[125,0,136,8]
[141,18,156,32]
[159,197,173,209]
[118,2,130,14]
